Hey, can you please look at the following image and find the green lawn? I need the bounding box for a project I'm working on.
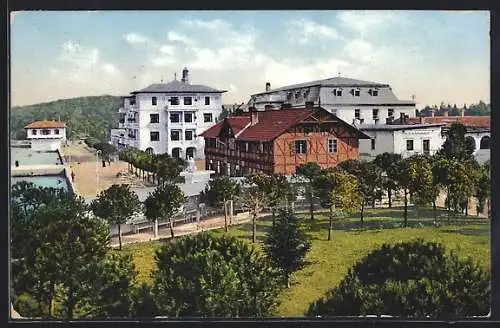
[119,206,491,317]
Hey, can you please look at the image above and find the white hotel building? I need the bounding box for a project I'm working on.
[246,77,453,160]
[117,67,226,160]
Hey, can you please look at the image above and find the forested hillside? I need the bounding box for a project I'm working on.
[418,101,490,117]
[10,95,122,141]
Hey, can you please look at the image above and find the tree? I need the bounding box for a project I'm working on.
[201,176,240,232]
[313,169,361,240]
[152,233,282,317]
[130,283,159,318]
[295,162,322,220]
[264,210,311,288]
[307,239,490,318]
[144,183,186,239]
[373,153,402,208]
[241,173,269,243]
[387,157,412,227]
[339,160,383,224]
[406,155,437,213]
[475,161,491,217]
[91,184,141,250]
[437,123,475,162]
[81,253,138,318]
[29,193,110,319]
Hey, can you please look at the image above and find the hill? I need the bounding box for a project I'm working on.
[10,95,122,141]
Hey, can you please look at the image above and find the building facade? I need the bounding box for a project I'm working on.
[201,107,370,176]
[408,115,491,164]
[247,77,416,126]
[118,67,226,159]
[358,123,446,161]
[24,120,67,151]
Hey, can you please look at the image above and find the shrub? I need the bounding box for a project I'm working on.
[307,239,490,318]
[152,233,282,317]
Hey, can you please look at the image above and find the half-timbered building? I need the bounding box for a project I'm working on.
[201,107,371,176]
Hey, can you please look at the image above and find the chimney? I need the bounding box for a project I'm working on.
[265,82,271,92]
[400,112,404,124]
[181,67,189,84]
[419,116,423,124]
[460,108,464,117]
[404,115,409,124]
[431,109,435,118]
[444,110,448,117]
[251,111,259,126]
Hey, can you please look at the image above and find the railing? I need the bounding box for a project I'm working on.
[205,147,273,163]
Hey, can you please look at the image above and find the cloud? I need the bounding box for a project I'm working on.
[167,31,195,45]
[124,32,150,44]
[287,18,341,43]
[59,41,99,75]
[182,19,230,30]
[101,63,119,75]
[338,11,398,35]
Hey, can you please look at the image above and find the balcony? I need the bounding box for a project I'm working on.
[205,147,273,164]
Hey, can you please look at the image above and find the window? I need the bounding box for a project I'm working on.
[185,130,194,141]
[373,89,379,96]
[371,138,376,150]
[171,130,181,141]
[423,139,430,153]
[31,130,37,135]
[388,108,394,117]
[406,140,414,151]
[328,139,337,153]
[184,112,193,123]
[54,129,60,135]
[355,109,361,119]
[480,136,490,150]
[352,89,360,96]
[150,114,160,123]
[204,113,213,123]
[295,140,307,154]
[170,97,179,105]
[184,97,192,105]
[372,109,379,121]
[152,97,157,106]
[205,96,210,105]
[170,113,180,123]
[42,129,50,135]
[333,89,342,96]
[130,98,136,105]
[150,131,160,141]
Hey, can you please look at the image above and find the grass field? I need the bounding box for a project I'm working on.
[118,206,491,317]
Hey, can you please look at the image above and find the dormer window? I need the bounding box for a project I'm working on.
[333,88,342,96]
[354,89,360,96]
[373,89,379,96]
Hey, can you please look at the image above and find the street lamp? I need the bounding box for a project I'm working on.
[96,149,102,194]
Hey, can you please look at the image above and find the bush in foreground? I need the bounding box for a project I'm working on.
[307,239,490,318]
[152,233,282,317]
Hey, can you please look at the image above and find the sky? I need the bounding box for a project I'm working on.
[10,10,490,108]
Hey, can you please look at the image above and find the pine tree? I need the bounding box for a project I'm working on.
[264,210,311,288]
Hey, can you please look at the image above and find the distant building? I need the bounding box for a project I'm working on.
[24,120,67,151]
[359,121,446,161]
[247,77,416,126]
[110,128,126,149]
[118,67,226,159]
[408,115,490,164]
[201,107,370,176]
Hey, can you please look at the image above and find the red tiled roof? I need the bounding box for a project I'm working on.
[202,108,370,141]
[24,120,66,129]
[408,116,490,129]
[200,116,251,138]
[237,109,313,141]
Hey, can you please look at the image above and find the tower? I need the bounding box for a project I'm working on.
[181,67,189,84]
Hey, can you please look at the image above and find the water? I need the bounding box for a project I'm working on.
[11,175,69,191]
